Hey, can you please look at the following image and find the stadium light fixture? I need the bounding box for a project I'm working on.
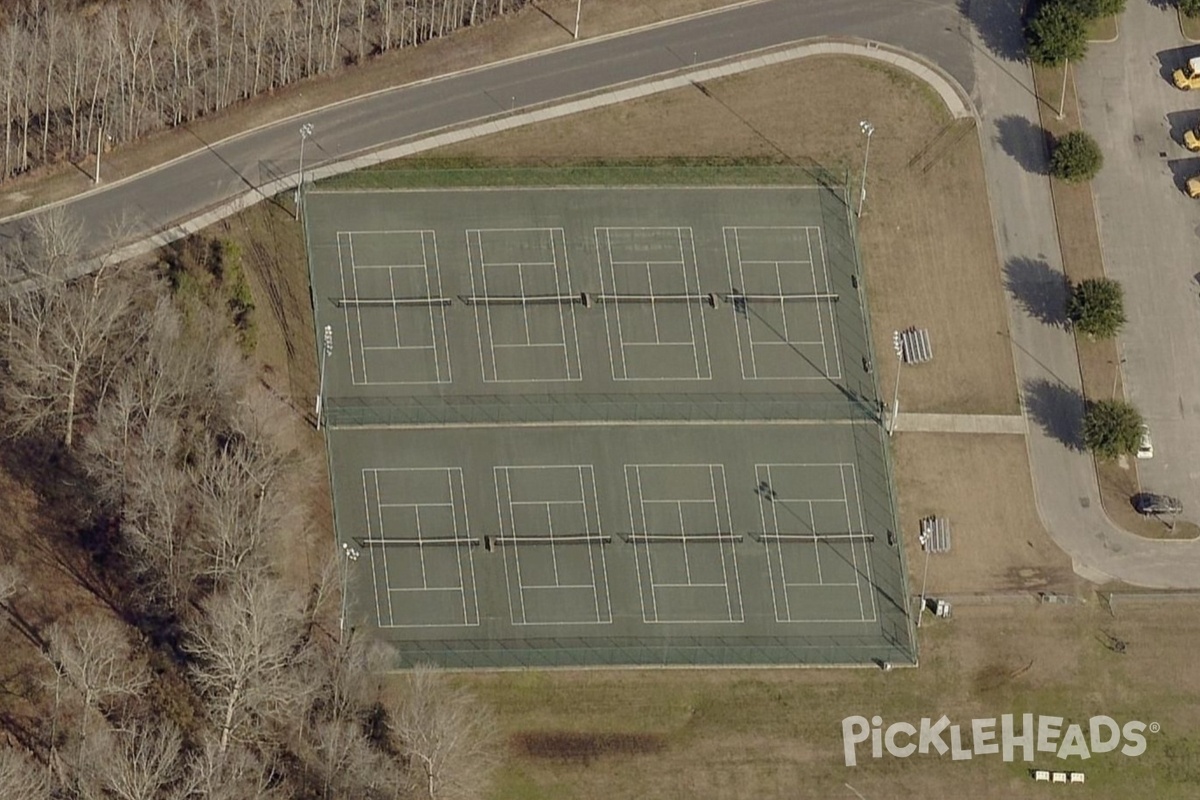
[295,123,314,221]
[857,120,874,218]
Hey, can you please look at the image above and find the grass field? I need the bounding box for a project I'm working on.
[458,599,1200,799]
[209,50,1200,799]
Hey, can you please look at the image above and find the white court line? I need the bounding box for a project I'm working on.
[337,233,367,383]
[627,463,740,623]
[681,227,709,380]
[545,503,561,586]
[578,466,605,622]
[364,467,478,628]
[755,462,877,623]
[634,467,658,621]
[447,468,469,624]
[422,230,449,384]
[624,466,650,622]
[765,464,791,621]
[494,464,609,625]
[372,471,395,625]
[598,227,709,381]
[733,228,759,379]
[811,227,842,380]
[501,469,528,625]
[602,230,630,381]
[726,226,841,382]
[806,230,830,377]
[362,471,386,628]
[361,344,436,352]
[711,464,735,621]
[558,229,583,382]
[466,230,493,382]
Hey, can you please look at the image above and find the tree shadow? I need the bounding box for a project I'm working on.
[1023,377,1085,451]
[994,115,1050,175]
[1148,0,1177,12]
[1004,256,1068,327]
[959,0,1028,62]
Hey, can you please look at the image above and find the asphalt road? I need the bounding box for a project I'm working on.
[0,0,971,247]
[1078,1,1200,522]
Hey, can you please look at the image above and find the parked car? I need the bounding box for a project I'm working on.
[1137,425,1154,459]
[1133,492,1182,515]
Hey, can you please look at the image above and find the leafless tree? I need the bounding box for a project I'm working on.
[0,745,49,800]
[389,664,499,800]
[183,576,313,757]
[1,269,135,448]
[77,719,188,800]
[45,616,150,745]
[184,737,279,800]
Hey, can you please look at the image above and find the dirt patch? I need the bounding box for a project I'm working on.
[510,731,666,763]
[893,433,1076,594]
[428,56,1019,415]
[0,0,753,219]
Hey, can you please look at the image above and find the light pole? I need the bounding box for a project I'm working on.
[1057,59,1069,121]
[916,545,931,628]
[574,0,582,38]
[295,123,314,221]
[339,542,360,643]
[857,120,875,218]
[888,349,903,436]
[316,324,333,429]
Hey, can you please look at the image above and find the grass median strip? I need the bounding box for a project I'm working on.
[1033,64,1197,540]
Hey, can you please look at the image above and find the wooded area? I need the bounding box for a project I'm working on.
[0,0,528,180]
[0,209,498,799]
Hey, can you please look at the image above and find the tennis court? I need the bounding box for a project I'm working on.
[305,185,915,668]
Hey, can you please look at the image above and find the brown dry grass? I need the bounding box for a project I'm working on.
[466,600,1200,799]
[0,0,752,219]
[893,433,1077,595]
[429,56,1019,414]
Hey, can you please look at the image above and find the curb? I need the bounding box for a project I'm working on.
[1181,9,1200,43]
[10,37,976,276]
[0,0,777,227]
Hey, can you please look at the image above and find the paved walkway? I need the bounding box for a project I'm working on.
[892,414,1025,434]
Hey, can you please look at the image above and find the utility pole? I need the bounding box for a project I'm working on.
[295,123,314,221]
[574,0,582,38]
[888,348,903,436]
[94,126,103,184]
[339,542,361,644]
[316,324,333,429]
[857,120,874,218]
[1057,58,1069,120]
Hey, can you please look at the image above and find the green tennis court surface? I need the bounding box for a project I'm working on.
[305,186,915,668]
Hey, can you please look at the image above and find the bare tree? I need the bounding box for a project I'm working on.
[389,664,499,800]
[184,737,279,800]
[77,719,188,800]
[0,745,49,800]
[183,576,313,757]
[45,616,150,745]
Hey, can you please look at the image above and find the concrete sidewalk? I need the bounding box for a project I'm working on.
[892,414,1025,434]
